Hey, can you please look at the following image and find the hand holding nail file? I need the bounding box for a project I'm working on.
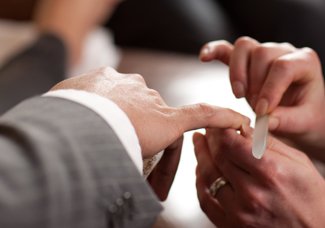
[252,115,269,159]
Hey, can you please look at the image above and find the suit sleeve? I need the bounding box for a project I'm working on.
[0,34,67,115]
[0,96,162,228]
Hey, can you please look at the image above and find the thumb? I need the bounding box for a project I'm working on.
[199,40,233,65]
[176,103,251,132]
[269,106,311,134]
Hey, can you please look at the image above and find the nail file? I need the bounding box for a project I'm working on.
[252,115,269,159]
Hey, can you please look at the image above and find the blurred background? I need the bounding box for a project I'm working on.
[1,0,325,227]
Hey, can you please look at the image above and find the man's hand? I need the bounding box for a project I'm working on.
[200,37,325,160]
[52,67,250,158]
[193,128,325,228]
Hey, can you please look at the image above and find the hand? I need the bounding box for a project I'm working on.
[34,0,120,64]
[200,37,325,160]
[147,136,183,201]
[193,129,325,228]
[51,67,250,158]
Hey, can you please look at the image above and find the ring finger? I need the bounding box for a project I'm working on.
[193,133,235,207]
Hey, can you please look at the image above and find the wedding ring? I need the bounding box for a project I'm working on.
[209,176,228,198]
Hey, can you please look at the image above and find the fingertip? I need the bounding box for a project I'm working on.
[255,98,269,116]
[240,123,253,138]
[200,40,233,64]
[193,132,204,145]
[232,81,246,98]
[269,116,280,131]
[200,46,213,62]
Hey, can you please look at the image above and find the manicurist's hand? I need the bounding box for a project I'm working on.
[200,37,325,160]
[193,127,325,228]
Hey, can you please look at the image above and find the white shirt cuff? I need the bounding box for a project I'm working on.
[43,89,143,173]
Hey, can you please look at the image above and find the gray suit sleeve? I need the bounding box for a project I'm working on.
[0,34,67,115]
[0,97,162,228]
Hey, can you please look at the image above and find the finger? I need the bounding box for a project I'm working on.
[148,136,183,201]
[199,40,234,64]
[264,134,311,165]
[255,47,322,115]
[196,175,227,227]
[178,104,251,133]
[269,105,314,134]
[216,153,253,192]
[248,42,296,106]
[193,133,222,184]
[193,133,236,212]
[213,128,266,175]
[205,129,259,198]
[230,37,259,98]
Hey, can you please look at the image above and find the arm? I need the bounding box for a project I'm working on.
[0,66,250,227]
[0,96,161,228]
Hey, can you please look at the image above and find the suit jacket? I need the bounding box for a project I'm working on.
[0,34,66,114]
[0,96,162,228]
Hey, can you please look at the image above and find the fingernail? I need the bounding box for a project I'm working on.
[240,124,253,138]
[193,133,202,144]
[232,81,245,98]
[201,46,211,57]
[269,116,280,131]
[240,124,248,136]
[255,98,269,116]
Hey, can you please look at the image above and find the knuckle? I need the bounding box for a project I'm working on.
[271,58,295,82]
[102,66,117,76]
[280,42,296,50]
[197,103,214,116]
[132,73,145,83]
[148,89,160,97]
[264,157,287,185]
[301,47,322,68]
[253,45,271,59]
[234,36,255,48]
[244,189,266,213]
[302,47,318,60]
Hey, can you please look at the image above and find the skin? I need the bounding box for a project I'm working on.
[193,129,325,228]
[34,0,120,65]
[51,67,250,200]
[200,37,325,162]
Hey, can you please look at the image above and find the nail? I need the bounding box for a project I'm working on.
[255,98,269,116]
[269,116,280,131]
[193,133,203,145]
[240,124,248,136]
[232,81,246,98]
[201,46,211,57]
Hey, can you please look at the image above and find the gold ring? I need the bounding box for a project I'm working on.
[209,176,228,198]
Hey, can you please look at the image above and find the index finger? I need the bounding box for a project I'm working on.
[177,104,251,133]
[255,48,322,115]
[199,40,234,64]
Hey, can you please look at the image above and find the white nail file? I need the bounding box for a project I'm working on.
[252,115,269,159]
